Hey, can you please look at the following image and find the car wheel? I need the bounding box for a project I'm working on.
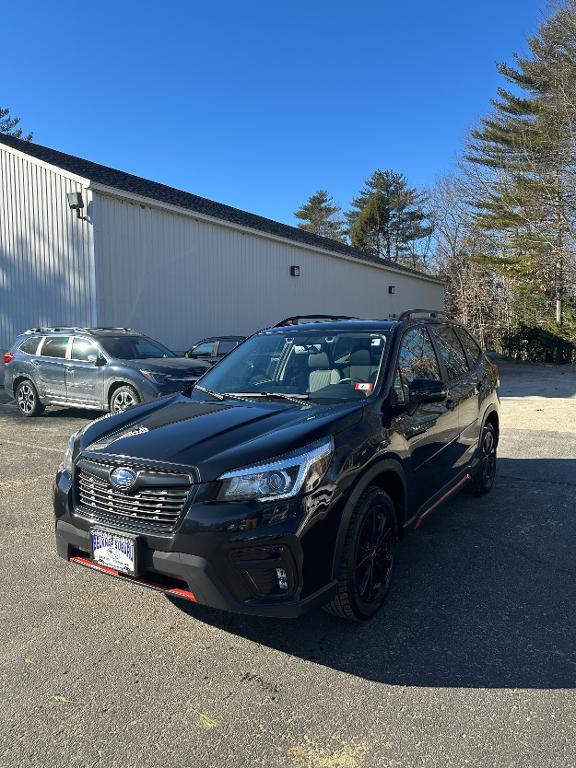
[15,379,45,417]
[472,422,497,496]
[326,487,398,621]
[110,385,140,414]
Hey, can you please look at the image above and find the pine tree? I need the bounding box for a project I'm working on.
[347,170,432,266]
[0,107,32,140]
[294,190,345,241]
[467,0,576,353]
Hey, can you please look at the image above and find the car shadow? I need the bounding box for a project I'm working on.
[170,457,576,690]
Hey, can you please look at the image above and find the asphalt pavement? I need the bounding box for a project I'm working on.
[0,364,575,767]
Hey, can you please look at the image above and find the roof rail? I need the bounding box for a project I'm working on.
[397,309,448,322]
[24,326,86,334]
[274,314,357,327]
[90,327,136,332]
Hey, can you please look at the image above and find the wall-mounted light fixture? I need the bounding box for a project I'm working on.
[290,265,301,277]
[388,285,396,294]
[67,191,87,220]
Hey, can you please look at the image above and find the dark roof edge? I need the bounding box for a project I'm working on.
[0,134,443,285]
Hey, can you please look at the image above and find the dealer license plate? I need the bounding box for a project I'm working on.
[91,529,137,575]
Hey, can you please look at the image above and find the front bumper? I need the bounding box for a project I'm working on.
[54,469,336,618]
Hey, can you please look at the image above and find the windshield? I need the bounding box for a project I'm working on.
[198,330,388,401]
[100,335,177,360]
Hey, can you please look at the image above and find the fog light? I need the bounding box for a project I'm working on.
[276,568,288,590]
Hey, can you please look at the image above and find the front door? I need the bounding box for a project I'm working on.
[389,326,458,508]
[36,336,70,400]
[66,337,105,406]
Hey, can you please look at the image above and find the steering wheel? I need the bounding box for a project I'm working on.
[338,377,366,385]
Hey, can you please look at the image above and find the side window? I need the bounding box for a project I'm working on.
[431,325,469,380]
[397,328,441,400]
[190,342,215,357]
[20,337,41,355]
[456,328,482,367]
[218,340,239,355]
[71,337,99,362]
[40,336,70,359]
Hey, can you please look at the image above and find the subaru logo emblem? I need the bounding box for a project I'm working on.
[110,467,137,490]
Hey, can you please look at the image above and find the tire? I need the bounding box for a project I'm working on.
[472,422,497,496]
[325,487,398,621]
[109,385,140,414]
[15,379,45,417]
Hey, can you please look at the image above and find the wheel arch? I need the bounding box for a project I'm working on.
[482,407,500,446]
[107,380,142,408]
[330,458,407,581]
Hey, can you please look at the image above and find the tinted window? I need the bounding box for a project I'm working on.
[456,328,482,366]
[218,340,240,355]
[41,337,70,359]
[431,325,469,380]
[190,342,215,357]
[396,328,441,401]
[20,337,41,355]
[99,336,176,360]
[71,337,100,362]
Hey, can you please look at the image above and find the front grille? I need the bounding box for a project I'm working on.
[77,465,191,531]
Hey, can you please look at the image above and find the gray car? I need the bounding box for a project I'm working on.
[3,327,211,416]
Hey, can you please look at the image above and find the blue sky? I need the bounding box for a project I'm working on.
[3,0,545,225]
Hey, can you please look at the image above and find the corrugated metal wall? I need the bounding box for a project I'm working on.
[94,193,444,350]
[0,148,95,349]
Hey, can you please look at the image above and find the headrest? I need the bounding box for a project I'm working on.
[349,348,371,365]
[308,352,329,370]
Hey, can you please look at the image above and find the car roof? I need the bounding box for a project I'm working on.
[261,319,398,334]
[23,327,142,337]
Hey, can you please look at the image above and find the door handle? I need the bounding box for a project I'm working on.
[65,366,75,372]
[31,360,40,367]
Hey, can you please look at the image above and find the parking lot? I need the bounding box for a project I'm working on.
[1,361,575,768]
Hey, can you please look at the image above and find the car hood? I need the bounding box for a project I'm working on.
[121,358,212,377]
[80,394,364,481]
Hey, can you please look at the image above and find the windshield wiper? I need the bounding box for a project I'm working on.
[195,385,226,401]
[250,391,310,406]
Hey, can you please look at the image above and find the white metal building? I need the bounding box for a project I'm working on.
[0,135,444,351]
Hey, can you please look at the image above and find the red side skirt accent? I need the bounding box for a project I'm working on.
[415,474,472,529]
[69,556,197,603]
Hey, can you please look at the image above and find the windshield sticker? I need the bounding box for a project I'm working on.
[354,383,373,393]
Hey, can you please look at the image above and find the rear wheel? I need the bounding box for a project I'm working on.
[15,379,45,417]
[325,487,398,621]
[472,422,497,495]
[110,385,140,414]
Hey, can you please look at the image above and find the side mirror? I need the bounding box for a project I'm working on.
[89,354,106,367]
[409,378,446,405]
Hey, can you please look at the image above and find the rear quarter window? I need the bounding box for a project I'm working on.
[19,337,41,355]
[456,328,483,367]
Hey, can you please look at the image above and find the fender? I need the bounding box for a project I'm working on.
[330,457,407,581]
[480,404,500,441]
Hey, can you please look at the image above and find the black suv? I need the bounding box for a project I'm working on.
[54,311,500,621]
[3,328,211,416]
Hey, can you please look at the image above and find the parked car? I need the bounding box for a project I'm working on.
[185,335,245,364]
[54,311,499,621]
[3,327,211,416]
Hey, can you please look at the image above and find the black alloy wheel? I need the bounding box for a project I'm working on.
[326,487,398,621]
[473,422,497,495]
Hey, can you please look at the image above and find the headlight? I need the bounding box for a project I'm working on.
[139,369,171,384]
[59,430,81,473]
[218,438,333,502]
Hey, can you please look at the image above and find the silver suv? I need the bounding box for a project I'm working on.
[3,327,211,416]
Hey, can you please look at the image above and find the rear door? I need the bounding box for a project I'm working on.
[390,326,458,506]
[429,323,480,469]
[66,337,105,406]
[36,336,70,400]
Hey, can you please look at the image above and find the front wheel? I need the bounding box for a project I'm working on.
[110,385,140,414]
[325,487,398,621]
[472,422,497,495]
[15,379,45,417]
